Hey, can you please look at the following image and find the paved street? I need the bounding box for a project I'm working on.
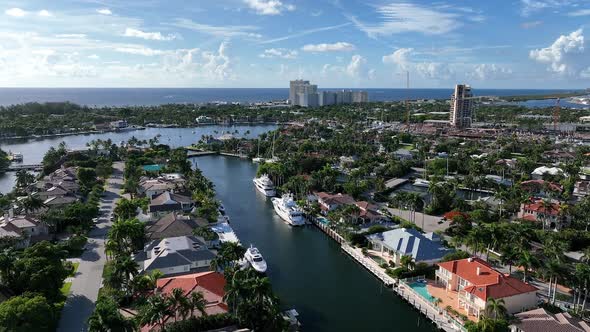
[57,161,124,332]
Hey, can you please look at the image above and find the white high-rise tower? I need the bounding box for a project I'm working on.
[449,84,473,128]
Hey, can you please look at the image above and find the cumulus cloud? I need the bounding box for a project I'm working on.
[115,47,165,56]
[124,28,177,41]
[382,48,413,69]
[259,48,297,59]
[38,10,52,17]
[351,3,461,37]
[529,29,588,76]
[243,0,295,15]
[568,9,590,16]
[97,8,112,15]
[470,64,513,80]
[302,42,355,52]
[5,8,27,17]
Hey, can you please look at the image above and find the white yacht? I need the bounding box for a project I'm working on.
[413,179,430,188]
[252,157,265,163]
[253,174,276,197]
[271,193,306,226]
[244,245,267,273]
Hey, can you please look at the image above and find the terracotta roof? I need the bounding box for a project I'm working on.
[513,308,590,332]
[522,199,560,216]
[316,192,356,207]
[521,180,563,193]
[438,258,537,301]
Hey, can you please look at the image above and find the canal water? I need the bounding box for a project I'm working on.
[0,125,276,193]
[194,155,434,332]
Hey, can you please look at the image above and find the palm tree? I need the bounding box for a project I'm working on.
[189,291,208,317]
[517,249,539,282]
[15,170,35,191]
[88,297,135,332]
[138,294,173,330]
[169,288,191,322]
[485,297,507,320]
[18,195,45,214]
[400,255,415,270]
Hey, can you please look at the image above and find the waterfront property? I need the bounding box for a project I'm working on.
[156,272,228,316]
[0,213,49,248]
[148,191,195,218]
[367,228,452,265]
[510,308,590,332]
[134,236,216,276]
[146,212,200,240]
[435,258,538,320]
[519,197,568,230]
[138,174,186,199]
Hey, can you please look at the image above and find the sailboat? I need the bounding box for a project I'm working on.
[265,132,280,163]
[252,138,264,163]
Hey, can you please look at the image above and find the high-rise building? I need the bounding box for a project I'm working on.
[289,80,316,105]
[352,91,369,103]
[290,80,367,107]
[449,84,473,128]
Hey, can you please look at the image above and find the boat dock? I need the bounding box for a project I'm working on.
[308,214,462,331]
[186,150,217,157]
[185,148,248,159]
[7,164,43,172]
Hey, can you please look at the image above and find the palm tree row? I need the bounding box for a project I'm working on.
[138,288,208,330]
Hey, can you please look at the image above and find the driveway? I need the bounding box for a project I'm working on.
[57,161,124,332]
[384,207,450,233]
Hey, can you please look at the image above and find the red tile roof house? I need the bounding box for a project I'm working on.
[435,258,538,320]
[316,192,356,214]
[519,198,569,231]
[520,180,563,198]
[141,271,229,331]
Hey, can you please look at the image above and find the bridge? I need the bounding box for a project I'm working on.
[7,164,43,172]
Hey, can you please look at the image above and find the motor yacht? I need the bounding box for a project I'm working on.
[271,193,305,226]
[253,174,276,197]
[244,245,267,273]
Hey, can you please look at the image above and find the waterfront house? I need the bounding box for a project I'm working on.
[367,228,452,265]
[435,257,538,320]
[519,198,568,230]
[146,212,199,240]
[355,201,388,223]
[148,191,195,218]
[520,180,562,197]
[316,192,356,214]
[134,236,216,276]
[573,180,590,198]
[138,175,186,199]
[0,213,49,248]
[510,308,590,332]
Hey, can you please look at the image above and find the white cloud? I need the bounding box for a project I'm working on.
[530,29,588,76]
[88,54,100,60]
[382,48,413,69]
[115,47,165,56]
[521,21,543,29]
[97,8,112,15]
[243,0,295,15]
[124,28,177,41]
[470,64,513,80]
[55,34,87,38]
[568,9,590,16]
[169,18,261,39]
[346,55,367,78]
[259,23,350,44]
[38,10,52,17]
[5,8,27,17]
[302,42,355,52]
[351,3,461,37]
[259,48,297,59]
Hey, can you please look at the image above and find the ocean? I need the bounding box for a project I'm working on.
[0,88,584,107]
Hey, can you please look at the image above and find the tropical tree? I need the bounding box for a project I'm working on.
[485,298,507,320]
[88,296,135,332]
[138,294,173,330]
[516,249,539,282]
[14,170,35,192]
[18,195,45,214]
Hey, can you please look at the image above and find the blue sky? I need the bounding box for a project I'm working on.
[1,0,590,88]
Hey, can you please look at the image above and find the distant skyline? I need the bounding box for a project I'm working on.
[1,0,590,89]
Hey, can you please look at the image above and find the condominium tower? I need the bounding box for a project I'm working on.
[289,80,368,107]
[449,84,473,128]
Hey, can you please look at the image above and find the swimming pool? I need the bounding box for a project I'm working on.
[409,282,436,302]
[316,217,330,225]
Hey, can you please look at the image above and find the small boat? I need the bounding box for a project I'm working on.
[8,152,23,162]
[413,179,430,188]
[218,203,226,215]
[253,174,276,197]
[252,157,265,163]
[271,193,306,226]
[244,245,267,273]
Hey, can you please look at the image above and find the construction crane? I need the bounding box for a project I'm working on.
[553,98,560,132]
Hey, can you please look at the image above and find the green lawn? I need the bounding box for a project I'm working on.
[68,262,80,277]
[61,282,72,296]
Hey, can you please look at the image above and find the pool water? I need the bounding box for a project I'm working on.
[409,282,436,302]
[317,216,330,225]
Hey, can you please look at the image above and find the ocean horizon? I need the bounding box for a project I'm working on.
[0,87,583,107]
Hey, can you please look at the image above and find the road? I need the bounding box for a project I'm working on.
[57,161,124,332]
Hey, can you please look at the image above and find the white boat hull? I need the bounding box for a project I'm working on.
[271,198,305,226]
[253,178,276,197]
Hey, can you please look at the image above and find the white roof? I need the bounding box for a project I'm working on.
[532,166,563,176]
